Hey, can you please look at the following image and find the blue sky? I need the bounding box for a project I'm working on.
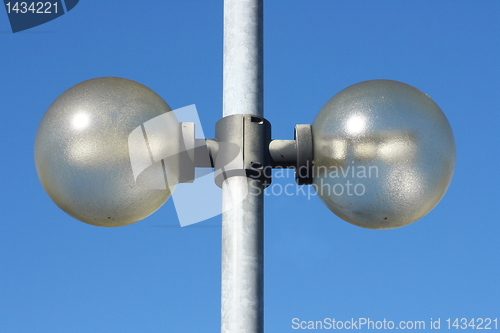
[1,1,499,332]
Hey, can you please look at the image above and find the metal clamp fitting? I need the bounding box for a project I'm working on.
[214,114,272,188]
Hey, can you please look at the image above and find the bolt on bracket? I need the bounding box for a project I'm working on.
[177,119,313,186]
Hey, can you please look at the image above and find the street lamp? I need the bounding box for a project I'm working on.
[34,77,179,227]
[312,79,455,229]
[34,1,455,332]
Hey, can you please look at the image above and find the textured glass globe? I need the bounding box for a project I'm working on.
[35,77,178,227]
[312,80,455,229]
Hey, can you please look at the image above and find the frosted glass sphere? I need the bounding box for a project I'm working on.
[312,80,455,229]
[35,77,178,227]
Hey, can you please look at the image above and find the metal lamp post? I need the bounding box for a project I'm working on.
[34,1,456,333]
[222,0,264,332]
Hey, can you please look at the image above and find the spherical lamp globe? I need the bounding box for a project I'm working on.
[312,80,455,229]
[34,77,179,227]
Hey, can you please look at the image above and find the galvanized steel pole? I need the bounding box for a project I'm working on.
[221,0,264,332]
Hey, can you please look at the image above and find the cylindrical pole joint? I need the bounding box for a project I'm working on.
[269,125,314,185]
[177,122,313,186]
[215,115,271,188]
[222,0,264,333]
